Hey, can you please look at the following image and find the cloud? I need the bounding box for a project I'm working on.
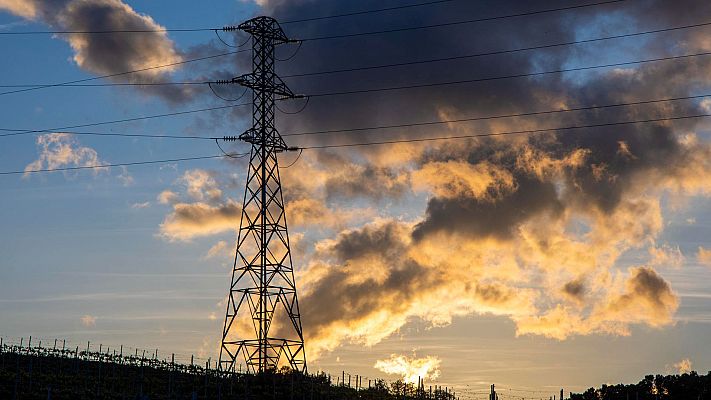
[157,190,179,204]
[648,244,685,269]
[673,358,693,374]
[698,247,711,267]
[0,0,193,102]
[131,201,151,209]
[159,201,241,241]
[24,133,106,178]
[117,166,134,186]
[293,220,540,359]
[205,240,232,259]
[374,354,441,384]
[81,315,97,327]
[178,169,223,203]
[0,0,36,18]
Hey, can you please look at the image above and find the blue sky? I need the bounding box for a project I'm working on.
[2,0,711,397]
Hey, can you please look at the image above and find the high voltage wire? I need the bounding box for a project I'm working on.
[1,0,619,36]
[7,19,710,90]
[5,112,710,175]
[0,27,215,35]
[0,129,219,140]
[0,154,232,176]
[304,50,711,98]
[282,20,711,78]
[281,93,711,137]
[2,105,710,178]
[0,93,711,140]
[0,49,246,97]
[0,82,206,88]
[0,102,251,138]
[294,112,711,149]
[299,0,625,41]
[280,0,457,24]
[0,0,460,35]
[3,48,710,100]
[3,91,711,142]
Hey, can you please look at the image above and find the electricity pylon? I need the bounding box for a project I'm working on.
[219,16,306,374]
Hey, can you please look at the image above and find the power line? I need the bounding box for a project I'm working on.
[304,50,711,98]
[5,91,709,142]
[295,112,711,149]
[3,51,709,140]
[5,113,706,172]
[0,28,216,35]
[282,20,711,78]
[0,82,206,88]
[282,93,711,137]
[0,102,251,138]
[0,129,218,140]
[0,154,235,176]
[8,19,710,91]
[0,0,460,34]
[280,0,457,24]
[300,0,625,41]
[0,49,246,97]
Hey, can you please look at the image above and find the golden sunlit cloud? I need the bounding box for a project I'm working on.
[205,240,231,260]
[159,201,241,241]
[24,133,105,178]
[673,358,693,374]
[648,244,685,269]
[0,0,37,18]
[374,354,441,384]
[698,247,711,267]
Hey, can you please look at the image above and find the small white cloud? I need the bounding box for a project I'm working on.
[673,358,693,374]
[179,169,223,202]
[117,166,134,186]
[157,190,178,204]
[701,98,711,113]
[81,315,97,327]
[24,133,106,178]
[131,201,151,209]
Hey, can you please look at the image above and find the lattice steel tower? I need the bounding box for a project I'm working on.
[219,16,306,374]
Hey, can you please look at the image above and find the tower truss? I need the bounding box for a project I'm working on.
[219,16,306,374]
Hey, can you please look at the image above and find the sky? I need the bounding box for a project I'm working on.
[1,0,711,398]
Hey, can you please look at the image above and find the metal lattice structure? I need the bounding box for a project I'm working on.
[219,16,306,374]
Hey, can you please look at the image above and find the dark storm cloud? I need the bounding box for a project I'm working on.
[0,0,254,105]
[563,279,586,300]
[413,171,564,240]
[257,0,711,241]
[329,220,409,260]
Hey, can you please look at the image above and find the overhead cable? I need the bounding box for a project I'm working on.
[295,112,711,149]
[0,49,247,96]
[0,154,241,176]
[0,102,251,138]
[282,93,711,137]
[299,0,625,41]
[282,20,711,78]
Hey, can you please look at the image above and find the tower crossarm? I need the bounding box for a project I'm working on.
[233,72,296,98]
